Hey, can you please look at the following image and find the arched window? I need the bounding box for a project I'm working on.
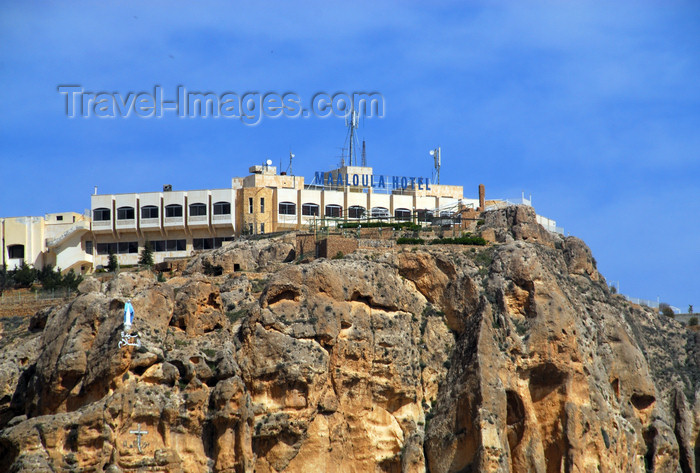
[8,244,24,259]
[348,206,365,219]
[213,201,231,215]
[141,205,158,219]
[416,209,433,223]
[117,206,135,220]
[302,203,319,216]
[189,203,206,216]
[394,208,411,221]
[279,202,296,215]
[325,204,342,218]
[93,208,110,221]
[165,204,183,217]
[371,207,389,219]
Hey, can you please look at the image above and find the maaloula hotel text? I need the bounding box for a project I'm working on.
[1,161,559,273]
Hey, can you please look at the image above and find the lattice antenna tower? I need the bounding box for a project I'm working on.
[343,109,360,166]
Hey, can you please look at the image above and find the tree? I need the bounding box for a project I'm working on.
[38,264,62,290]
[689,317,698,327]
[609,284,617,294]
[139,241,154,268]
[62,269,82,291]
[12,262,37,288]
[107,251,119,273]
[689,305,694,314]
[659,303,675,318]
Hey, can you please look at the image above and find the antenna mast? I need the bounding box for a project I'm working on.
[430,147,441,185]
[344,109,359,166]
[289,151,295,175]
[361,140,367,167]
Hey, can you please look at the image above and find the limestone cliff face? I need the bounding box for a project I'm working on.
[0,205,698,473]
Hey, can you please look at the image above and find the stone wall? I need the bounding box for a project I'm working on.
[318,235,358,258]
[295,234,316,259]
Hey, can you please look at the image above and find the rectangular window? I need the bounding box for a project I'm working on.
[165,205,182,217]
[141,206,159,219]
[194,238,213,250]
[56,215,63,221]
[93,208,111,221]
[260,198,265,213]
[85,241,93,254]
[117,207,135,220]
[8,245,24,259]
[96,242,137,255]
[153,241,165,252]
[189,203,206,216]
[213,202,231,215]
[249,197,253,214]
[260,223,265,234]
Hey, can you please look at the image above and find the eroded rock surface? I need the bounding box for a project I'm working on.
[0,210,697,473]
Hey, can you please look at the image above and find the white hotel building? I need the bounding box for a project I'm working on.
[88,164,474,267]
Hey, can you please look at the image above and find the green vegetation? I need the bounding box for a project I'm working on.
[0,263,82,291]
[397,234,487,246]
[139,241,154,268]
[107,251,119,273]
[202,260,223,276]
[688,317,698,327]
[332,251,344,259]
[338,221,421,231]
[397,237,425,245]
[659,303,675,318]
[226,309,247,324]
[250,278,268,293]
[428,235,487,246]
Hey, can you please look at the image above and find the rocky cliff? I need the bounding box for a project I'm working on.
[0,206,698,473]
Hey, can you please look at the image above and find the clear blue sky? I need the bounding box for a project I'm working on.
[1,1,698,310]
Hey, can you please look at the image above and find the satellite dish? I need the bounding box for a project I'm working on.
[429,150,435,156]
[290,153,295,158]
[266,159,273,166]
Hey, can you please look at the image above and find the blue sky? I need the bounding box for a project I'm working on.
[1,1,698,309]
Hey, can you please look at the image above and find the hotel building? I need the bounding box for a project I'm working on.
[88,163,475,267]
[2,162,559,272]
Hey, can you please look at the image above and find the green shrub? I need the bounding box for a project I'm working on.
[332,251,344,259]
[339,221,421,231]
[12,263,37,288]
[139,241,154,268]
[688,317,698,326]
[202,260,223,276]
[397,237,425,245]
[660,303,675,318]
[428,235,487,246]
[107,252,118,272]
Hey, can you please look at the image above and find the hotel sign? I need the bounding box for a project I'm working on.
[314,171,433,190]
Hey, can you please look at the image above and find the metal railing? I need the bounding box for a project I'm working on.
[622,296,680,314]
[0,288,76,304]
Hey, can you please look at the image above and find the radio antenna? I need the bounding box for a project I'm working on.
[430,147,441,185]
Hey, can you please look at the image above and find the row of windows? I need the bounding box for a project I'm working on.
[94,202,232,221]
[151,239,187,252]
[96,242,139,255]
[248,197,265,213]
[277,203,412,220]
[193,237,234,250]
[95,202,439,222]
